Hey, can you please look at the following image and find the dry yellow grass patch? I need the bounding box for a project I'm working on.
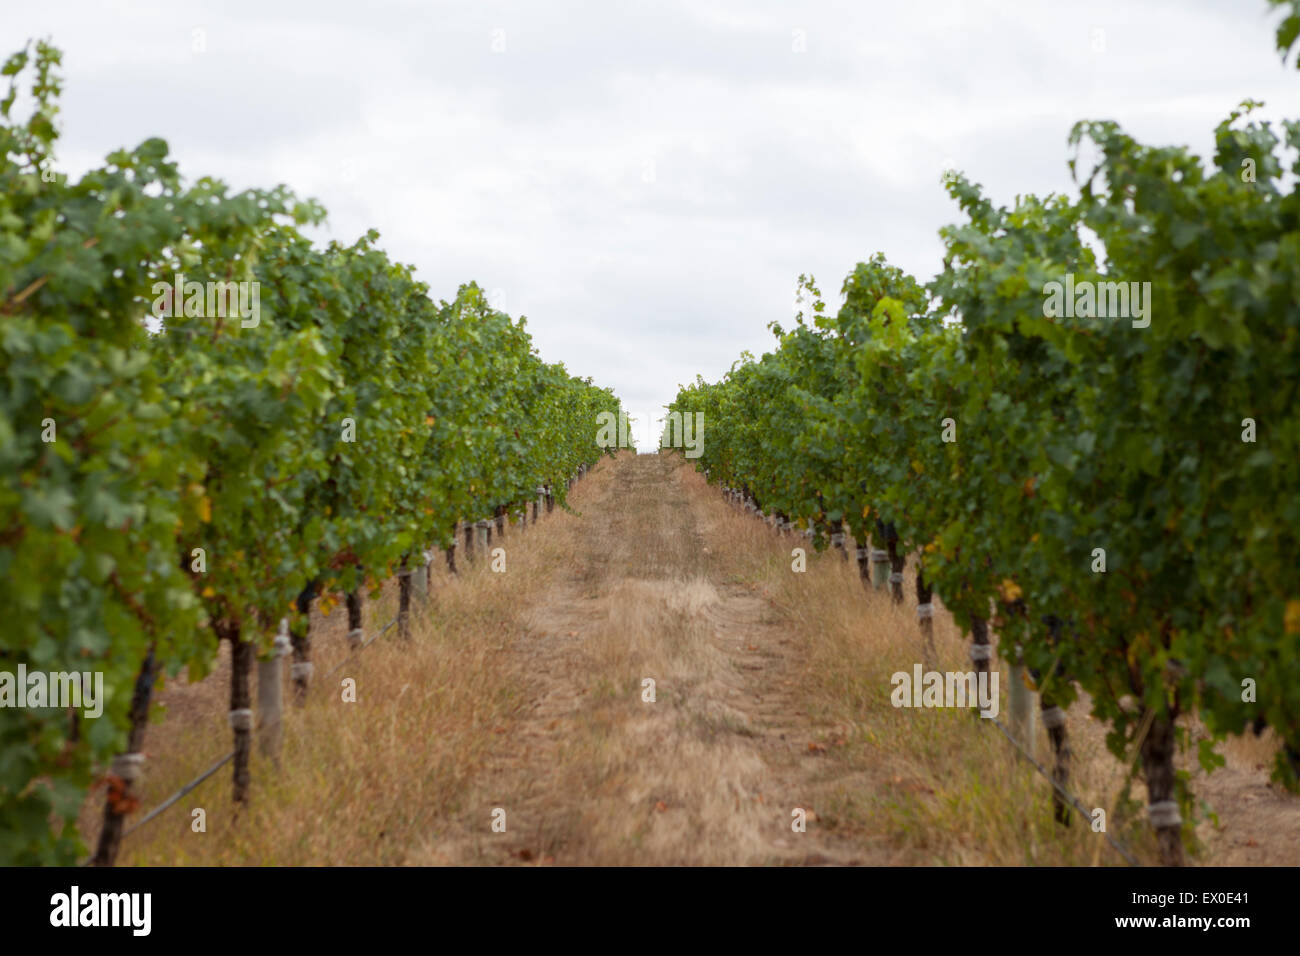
[78,479,584,865]
[674,456,1300,866]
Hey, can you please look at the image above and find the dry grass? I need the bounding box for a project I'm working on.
[675,457,1300,866]
[78,451,1299,865]
[79,495,572,864]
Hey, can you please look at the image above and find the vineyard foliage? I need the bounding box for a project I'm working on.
[0,43,620,864]
[670,29,1300,858]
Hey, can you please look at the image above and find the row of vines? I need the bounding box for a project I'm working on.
[667,11,1300,866]
[0,43,622,865]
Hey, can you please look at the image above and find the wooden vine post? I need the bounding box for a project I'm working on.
[915,567,937,671]
[223,621,253,804]
[257,621,291,766]
[91,646,157,866]
[346,576,365,650]
[1007,656,1037,762]
[396,561,414,641]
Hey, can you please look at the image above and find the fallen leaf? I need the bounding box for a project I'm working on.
[1286,599,1300,635]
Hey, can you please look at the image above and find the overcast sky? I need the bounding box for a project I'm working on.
[8,1,1297,445]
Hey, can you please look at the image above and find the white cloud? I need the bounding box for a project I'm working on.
[8,0,1296,418]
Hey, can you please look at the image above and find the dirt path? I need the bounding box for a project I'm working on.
[418,452,890,865]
